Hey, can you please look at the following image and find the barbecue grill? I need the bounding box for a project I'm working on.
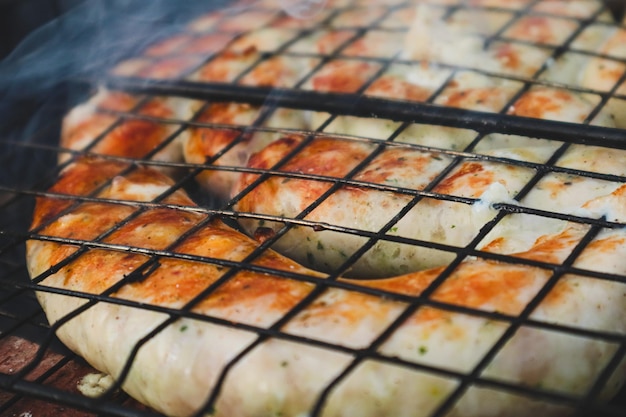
[1,0,626,416]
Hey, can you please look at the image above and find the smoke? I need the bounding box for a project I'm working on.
[0,0,241,119]
[0,0,232,186]
[0,0,228,211]
[1,0,231,101]
[278,0,327,19]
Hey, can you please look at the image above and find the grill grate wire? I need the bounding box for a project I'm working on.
[1,0,626,416]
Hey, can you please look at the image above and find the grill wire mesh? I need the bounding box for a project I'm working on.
[1,0,626,416]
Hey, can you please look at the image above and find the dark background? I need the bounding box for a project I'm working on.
[0,0,87,196]
[0,0,205,192]
[0,0,226,188]
[0,0,225,130]
[0,0,86,60]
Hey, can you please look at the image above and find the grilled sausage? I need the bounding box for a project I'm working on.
[27,155,626,417]
[25,1,626,416]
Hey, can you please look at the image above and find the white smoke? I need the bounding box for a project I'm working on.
[278,0,327,19]
[0,0,228,192]
[0,1,230,102]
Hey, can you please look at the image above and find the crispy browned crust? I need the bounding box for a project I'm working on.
[30,158,318,315]
[31,155,626,328]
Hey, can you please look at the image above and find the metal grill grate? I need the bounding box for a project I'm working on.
[1,0,626,416]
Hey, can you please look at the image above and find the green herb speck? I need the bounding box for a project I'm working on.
[317,241,324,250]
[180,325,188,332]
[418,346,428,355]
